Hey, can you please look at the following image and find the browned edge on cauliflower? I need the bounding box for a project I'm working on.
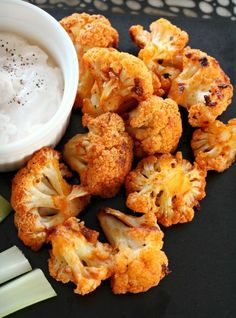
[48,217,114,295]
[11,147,90,250]
[60,13,119,108]
[98,207,169,294]
[168,47,233,127]
[63,112,133,198]
[81,47,153,116]
[126,95,182,157]
[191,118,236,172]
[125,152,206,227]
[129,18,189,95]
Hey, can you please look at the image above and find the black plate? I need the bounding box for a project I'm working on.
[1,12,236,318]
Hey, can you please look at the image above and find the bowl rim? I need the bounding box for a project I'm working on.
[0,0,78,154]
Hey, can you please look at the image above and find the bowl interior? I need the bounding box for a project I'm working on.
[0,0,78,156]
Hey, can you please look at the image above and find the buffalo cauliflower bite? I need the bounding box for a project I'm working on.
[126,95,182,156]
[129,18,189,95]
[168,47,233,127]
[126,152,206,227]
[11,147,90,251]
[191,119,236,172]
[48,217,114,295]
[98,208,168,294]
[60,13,119,108]
[63,113,133,198]
[81,47,153,116]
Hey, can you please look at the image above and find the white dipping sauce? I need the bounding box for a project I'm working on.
[0,32,63,145]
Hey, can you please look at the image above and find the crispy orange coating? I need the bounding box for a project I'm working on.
[126,152,206,227]
[191,119,236,172]
[48,217,114,295]
[60,13,119,107]
[11,147,90,251]
[63,113,133,198]
[98,208,168,294]
[126,95,182,156]
[168,47,233,127]
[81,47,153,116]
[130,18,189,95]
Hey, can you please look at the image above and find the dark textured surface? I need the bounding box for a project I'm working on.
[26,0,236,20]
[1,13,236,318]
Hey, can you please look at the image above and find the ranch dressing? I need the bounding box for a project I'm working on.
[0,32,63,145]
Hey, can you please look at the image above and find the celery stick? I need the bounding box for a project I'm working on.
[0,269,57,318]
[0,246,32,284]
[0,195,12,223]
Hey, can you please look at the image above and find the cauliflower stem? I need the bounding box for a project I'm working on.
[82,48,153,116]
[48,217,114,295]
[126,152,206,226]
[130,18,189,95]
[168,48,233,127]
[191,119,236,172]
[98,208,168,294]
[60,13,119,108]
[11,147,90,250]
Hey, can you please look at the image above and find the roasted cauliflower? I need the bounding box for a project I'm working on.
[60,13,119,108]
[126,152,206,227]
[130,18,189,95]
[168,47,233,127]
[81,47,153,116]
[191,119,236,172]
[48,217,114,295]
[126,95,182,156]
[98,208,168,294]
[63,112,133,198]
[11,147,90,251]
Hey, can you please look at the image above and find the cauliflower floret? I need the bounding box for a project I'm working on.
[130,18,189,95]
[11,147,90,251]
[125,152,206,227]
[48,217,114,295]
[60,13,118,54]
[168,47,233,127]
[81,47,153,116]
[63,113,133,198]
[126,95,182,156]
[98,208,168,294]
[60,13,119,108]
[191,119,236,172]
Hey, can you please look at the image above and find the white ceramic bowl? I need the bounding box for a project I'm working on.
[0,0,78,172]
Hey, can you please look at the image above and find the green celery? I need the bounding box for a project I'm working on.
[0,269,57,318]
[0,195,12,223]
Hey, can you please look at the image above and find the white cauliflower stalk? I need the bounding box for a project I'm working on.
[48,217,114,295]
[11,147,90,250]
[98,208,169,294]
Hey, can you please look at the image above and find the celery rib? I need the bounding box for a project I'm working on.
[0,195,12,223]
[0,246,32,285]
[0,269,57,318]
